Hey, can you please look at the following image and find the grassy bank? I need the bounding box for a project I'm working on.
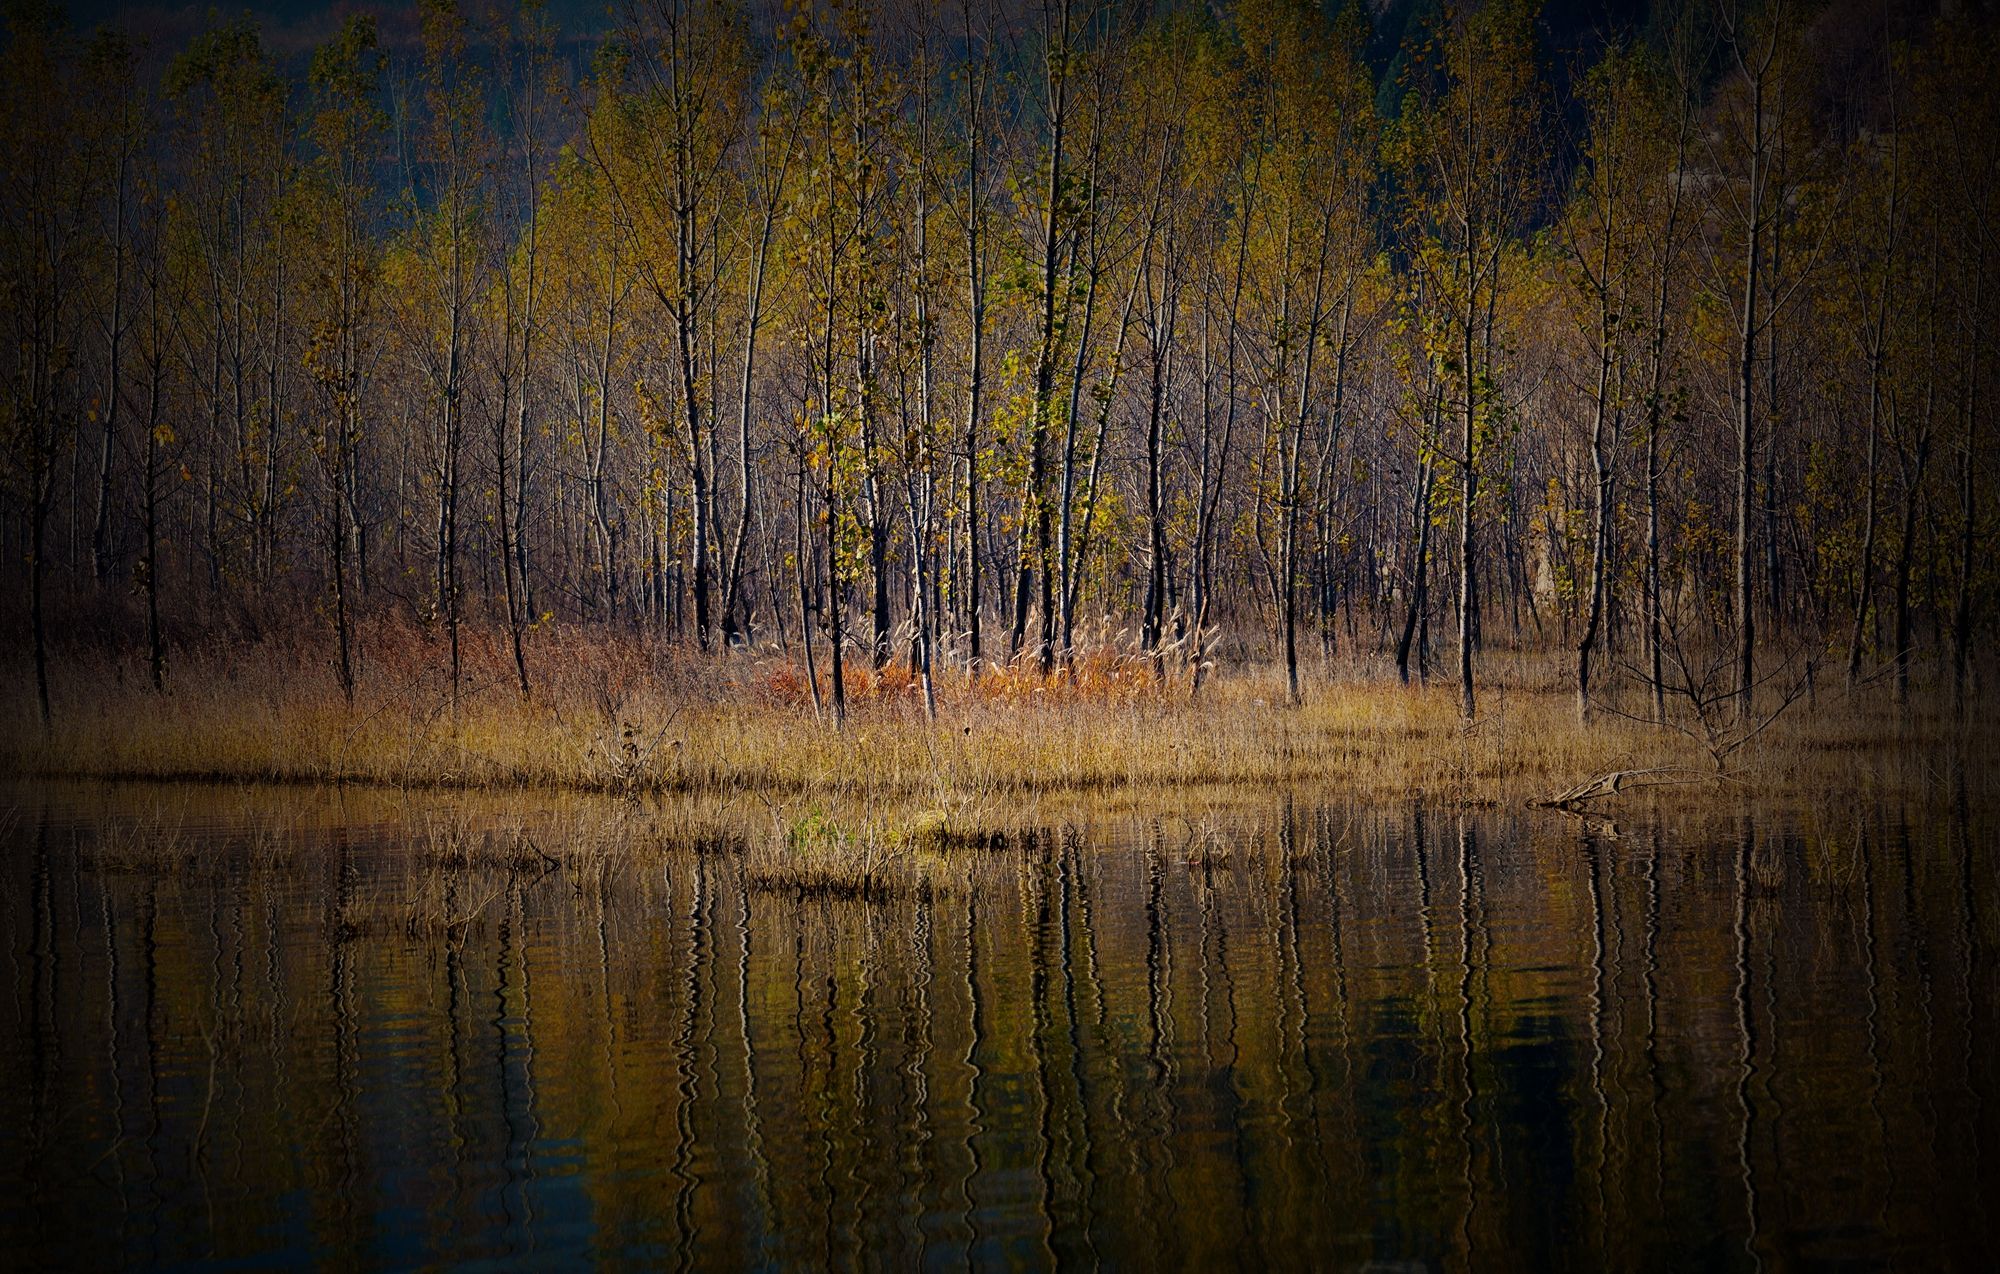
[4,627,1989,811]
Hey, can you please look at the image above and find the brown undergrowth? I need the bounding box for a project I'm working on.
[3,623,1992,813]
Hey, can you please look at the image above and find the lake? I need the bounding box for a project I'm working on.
[2,783,1992,1269]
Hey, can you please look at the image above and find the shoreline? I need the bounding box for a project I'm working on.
[7,646,1990,814]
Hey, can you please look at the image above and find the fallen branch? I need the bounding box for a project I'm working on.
[1530,766,1717,810]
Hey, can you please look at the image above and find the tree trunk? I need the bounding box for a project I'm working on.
[143,333,165,691]
[1012,0,1069,677]
[1953,262,1982,710]
[1577,349,1616,723]
[1397,440,1437,687]
[1729,23,1773,725]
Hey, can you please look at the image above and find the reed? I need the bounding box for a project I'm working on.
[4,626,1990,812]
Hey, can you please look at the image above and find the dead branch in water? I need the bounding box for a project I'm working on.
[1530,766,1720,810]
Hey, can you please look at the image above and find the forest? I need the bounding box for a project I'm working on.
[6,4,1998,1264]
[3,0,1995,750]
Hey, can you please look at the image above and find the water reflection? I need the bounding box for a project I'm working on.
[1,792,1992,1269]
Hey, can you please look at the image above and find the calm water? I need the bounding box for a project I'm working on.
[1,786,1993,1270]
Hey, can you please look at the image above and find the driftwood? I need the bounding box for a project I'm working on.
[1530,766,1716,810]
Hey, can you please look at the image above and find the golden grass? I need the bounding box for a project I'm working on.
[4,626,1992,814]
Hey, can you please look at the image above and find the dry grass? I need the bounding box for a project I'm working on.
[3,623,1992,813]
